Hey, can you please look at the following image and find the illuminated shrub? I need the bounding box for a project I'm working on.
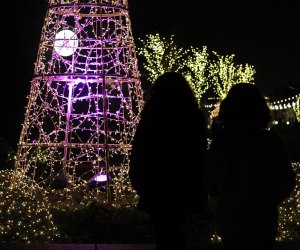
[278,162,300,241]
[0,169,59,243]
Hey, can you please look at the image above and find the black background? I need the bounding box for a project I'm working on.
[1,1,299,147]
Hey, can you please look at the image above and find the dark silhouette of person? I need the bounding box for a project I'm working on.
[203,83,296,250]
[129,72,208,250]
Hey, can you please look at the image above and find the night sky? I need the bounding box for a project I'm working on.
[1,1,299,147]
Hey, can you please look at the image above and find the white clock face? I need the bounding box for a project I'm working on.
[54,29,78,57]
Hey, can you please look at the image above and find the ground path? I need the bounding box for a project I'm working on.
[1,242,300,250]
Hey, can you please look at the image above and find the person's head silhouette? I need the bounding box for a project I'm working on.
[218,83,271,129]
[146,72,198,110]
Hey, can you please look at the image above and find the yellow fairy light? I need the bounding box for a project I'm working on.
[0,169,59,243]
[208,51,255,99]
[137,33,256,106]
[293,95,300,122]
[277,162,300,241]
[137,33,187,84]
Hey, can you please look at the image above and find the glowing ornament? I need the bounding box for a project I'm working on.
[54,30,78,57]
[88,174,108,190]
[93,174,108,182]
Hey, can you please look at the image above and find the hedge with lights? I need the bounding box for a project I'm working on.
[0,162,298,243]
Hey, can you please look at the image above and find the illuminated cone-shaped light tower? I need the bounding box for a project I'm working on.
[15,0,143,206]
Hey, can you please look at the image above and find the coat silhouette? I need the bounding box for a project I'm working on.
[204,83,296,250]
[129,72,208,249]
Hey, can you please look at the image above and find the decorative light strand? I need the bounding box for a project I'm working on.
[270,94,300,111]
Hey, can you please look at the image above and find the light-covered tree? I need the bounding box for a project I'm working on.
[208,51,256,98]
[137,33,187,83]
[293,95,300,122]
[183,46,209,103]
[137,33,256,103]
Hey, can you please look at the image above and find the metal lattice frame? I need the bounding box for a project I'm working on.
[15,0,143,206]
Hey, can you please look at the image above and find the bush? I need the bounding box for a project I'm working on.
[0,169,59,243]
